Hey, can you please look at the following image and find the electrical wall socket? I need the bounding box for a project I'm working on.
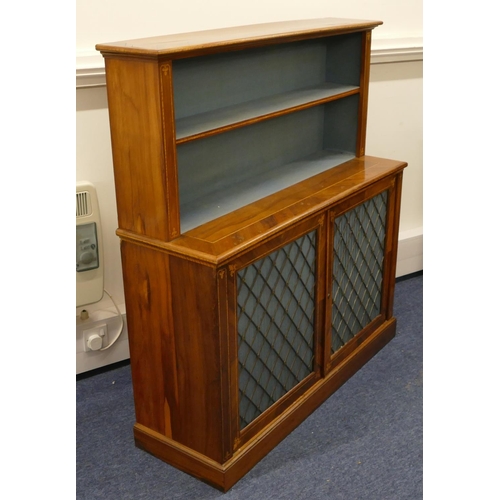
[83,324,108,352]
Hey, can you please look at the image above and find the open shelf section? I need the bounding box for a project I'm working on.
[173,32,362,143]
[176,83,359,143]
[179,149,355,233]
[177,96,360,233]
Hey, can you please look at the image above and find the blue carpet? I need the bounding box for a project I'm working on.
[76,273,422,499]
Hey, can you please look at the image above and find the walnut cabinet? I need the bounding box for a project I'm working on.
[97,18,407,491]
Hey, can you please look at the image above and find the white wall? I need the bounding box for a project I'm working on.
[76,0,422,58]
[76,1,422,372]
[367,60,423,277]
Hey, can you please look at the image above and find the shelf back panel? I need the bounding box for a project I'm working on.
[172,33,362,122]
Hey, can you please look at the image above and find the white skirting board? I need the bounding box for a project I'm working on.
[396,227,423,278]
[76,230,422,375]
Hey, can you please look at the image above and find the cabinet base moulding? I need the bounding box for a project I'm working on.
[133,317,396,492]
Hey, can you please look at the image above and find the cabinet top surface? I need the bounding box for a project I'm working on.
[118,156,405,265]
[96,18,382,57]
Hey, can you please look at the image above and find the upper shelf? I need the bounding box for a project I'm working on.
[176,83,359,143]
[172,33,364,144]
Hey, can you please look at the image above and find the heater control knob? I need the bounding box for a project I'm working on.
[79,251,95,265]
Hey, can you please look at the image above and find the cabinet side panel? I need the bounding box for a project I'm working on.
[169,257,225,463]
[120,241,174,436]
[104,57,175,240]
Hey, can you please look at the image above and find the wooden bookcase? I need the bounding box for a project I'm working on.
[96,18,407,491]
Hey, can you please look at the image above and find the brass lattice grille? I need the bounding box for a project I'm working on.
[331,191,388,354]
[237,231,316,430]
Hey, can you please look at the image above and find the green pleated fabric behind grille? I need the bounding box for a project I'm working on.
[237,231,316,430]
[331,191,388,354]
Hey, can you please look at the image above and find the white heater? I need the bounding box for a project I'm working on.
[76,181,104,307]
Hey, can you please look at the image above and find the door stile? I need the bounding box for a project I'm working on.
[313,214,328,378]
[224,265,241,453]
[380,171,404,320]
[217,266,237,462]
[323,210,335,373]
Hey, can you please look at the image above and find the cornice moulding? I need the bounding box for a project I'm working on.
[76,37,423,89]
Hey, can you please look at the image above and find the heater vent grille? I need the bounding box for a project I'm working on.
[76,191,92,218]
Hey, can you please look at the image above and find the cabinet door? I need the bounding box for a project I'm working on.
[223,214,327,449]
[326,179,398,371]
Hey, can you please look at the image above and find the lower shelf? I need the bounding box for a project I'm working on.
[180,149,354,232]
[133,318,396,492]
